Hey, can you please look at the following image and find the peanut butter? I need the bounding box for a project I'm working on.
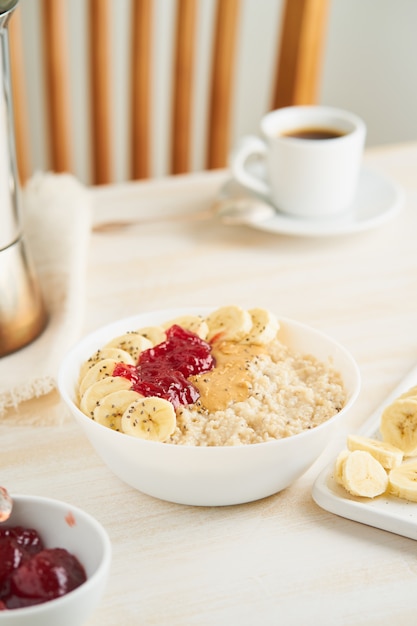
[192,341,265,412]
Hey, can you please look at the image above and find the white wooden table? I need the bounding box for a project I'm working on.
[2,142,417,625]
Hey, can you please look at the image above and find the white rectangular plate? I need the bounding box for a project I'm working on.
[312,363,417,540]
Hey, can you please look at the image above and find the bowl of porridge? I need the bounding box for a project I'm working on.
[58,306,360,506]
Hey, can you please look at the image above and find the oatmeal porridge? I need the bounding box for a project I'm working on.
[77,306,346,446]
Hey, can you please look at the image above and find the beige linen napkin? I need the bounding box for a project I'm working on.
[0,172,92,421]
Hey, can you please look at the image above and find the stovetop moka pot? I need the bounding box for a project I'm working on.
[0,0,47,357]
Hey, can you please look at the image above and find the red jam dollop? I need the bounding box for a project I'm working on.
[0,526,87,610]
[113,324,215,409]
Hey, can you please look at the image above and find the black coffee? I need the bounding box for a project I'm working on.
[283,127,345,140]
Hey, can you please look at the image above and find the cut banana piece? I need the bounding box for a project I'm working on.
[79,348,135,381]
[135,325,166,346]
[347,434,403,470]
[242,308,279,345]
[380,397,417,456]
[80,376,132,418]
[334,450,350,485]
[341,450,388,498]
[103,332,152,362]
[398,385,417,400]
[121,396,176,442]
[79,358,118,397]
[93,389,143,431]
[388,461,417,502]
[162,315,209,340]
[206,305,252,342]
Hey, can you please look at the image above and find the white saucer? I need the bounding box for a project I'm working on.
[231,166,404,237]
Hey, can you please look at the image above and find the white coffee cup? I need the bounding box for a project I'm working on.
[230,105,366,219]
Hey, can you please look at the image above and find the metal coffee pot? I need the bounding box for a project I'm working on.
[0,0,47,357]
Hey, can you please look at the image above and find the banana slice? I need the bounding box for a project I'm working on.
[399,385,417,400]
[135,325,166,346]
[347,434,403,470]
[93,389,143,431]
[206,305,252,342]
[388,461,417,502]
[79,358,118,397]
[121,396,176,442]
[162,315,209,340]
[341,450,388,498]
[79,376,132,418]
[380,398,417,456]
[241,308,279,345]
[103,332,152,362]
[334,450,350,485]
[79,347,135,381]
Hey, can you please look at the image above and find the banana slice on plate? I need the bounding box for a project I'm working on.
[340,450,388,498]
[103,332,152,361]
[93,389,143,431]
[79,347,135,381]
[347,434,403,470]
[388,461,417,502]
[206,305,252,342]
[80,376,132,418]
[380,397,417,456]
[162,315,209,340]
[135,325,166,346]
[242,308,279,345]
[398,385,417,400]
[79,358,119,397]
[334,450,350,485]
[121,396,176,442]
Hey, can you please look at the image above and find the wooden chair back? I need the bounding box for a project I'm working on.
[9,0,330,185]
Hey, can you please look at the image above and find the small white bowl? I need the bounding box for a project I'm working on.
[0,495,111,626]
[58,308,361,506]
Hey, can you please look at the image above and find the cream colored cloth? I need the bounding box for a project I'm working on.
[0,172,92,419]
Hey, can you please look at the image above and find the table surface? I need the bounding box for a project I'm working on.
[3,142,417,625]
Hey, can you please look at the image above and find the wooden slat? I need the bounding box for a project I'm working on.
[272,0,330,109]
[42,0,72,173]
[206,0,240,170]
[89,0,112,184]
[130,0,152,180]
[171,0,197,175]
[8,6,31,184]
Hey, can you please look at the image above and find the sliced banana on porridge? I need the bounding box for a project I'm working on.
[80,376,132,417]
[79,358,119,397]
[121,396,176,441]
[104,332,152,361]
[206,305,253,342]
[79,347,135,381]
[93,389,143,431]
[242,307,279,345]
[135,325,166,346]
[162,315,209,339]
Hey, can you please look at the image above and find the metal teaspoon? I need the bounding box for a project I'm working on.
[92,191,276,233]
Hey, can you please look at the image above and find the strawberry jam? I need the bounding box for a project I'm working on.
[0,526,87,610]
[113,324,215,409]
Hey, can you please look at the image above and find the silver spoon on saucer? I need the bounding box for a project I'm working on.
[0,486,12,522]
[93,186,276,233]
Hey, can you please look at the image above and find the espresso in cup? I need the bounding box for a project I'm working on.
[231,106,366,219]
[281,127,346,140]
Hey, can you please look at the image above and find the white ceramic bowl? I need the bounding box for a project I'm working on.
[0,495,111,626]
[58,308,361,506]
